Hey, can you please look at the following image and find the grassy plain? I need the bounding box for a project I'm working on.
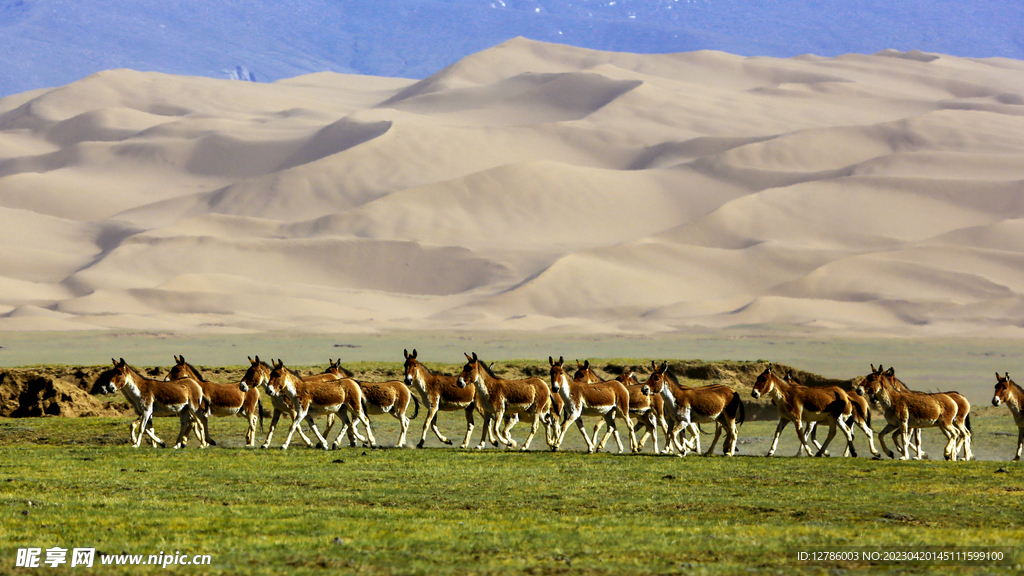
[2,331,1023,574]
[1,412,1022,575]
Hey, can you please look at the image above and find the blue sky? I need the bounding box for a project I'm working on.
[1,0,1021,97]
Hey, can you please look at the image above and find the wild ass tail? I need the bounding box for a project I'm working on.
[850,398,871,428]
[257,397,266,433]
[410,394,420,420]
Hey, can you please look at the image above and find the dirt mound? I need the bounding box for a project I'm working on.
[0,366,130,417]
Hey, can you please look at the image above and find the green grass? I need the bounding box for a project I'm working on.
[1,414,1022,575]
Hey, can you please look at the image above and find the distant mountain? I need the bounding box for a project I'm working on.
[1,0,1022,97]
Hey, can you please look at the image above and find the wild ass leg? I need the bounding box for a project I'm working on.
[460,405,476,449]
[300,414,332,452]
[198,409,215,447]
[172,411,191,449]
[133,408,156,449]
[792,417,818,457]
[856,419,880,459]
[245,411,258,447]
[1014,427,1023,461]
[577,420,598,448]
[800,422,826,457]
[957,418,973,461]
[474,413,492,450]
[315,413,340,448]
[766,419,789,457]
[496,408,519,449]
[263,408,318,449]
[811,418,853,458]
[666,419,689,456]
[418,400,445,448]
[279,405,315,451]
[724,420,739,456]
[173,409,204,450]
[132,418,165,448]
[833,417,857,458]
[261,408,282,448]
[497,414,519,447]
[634,411,657,453]
[519,414,542,451]
[591,421,605,445]
[937,421,959,461]
[702,422,723,456]
[574,415,597,453]
[877,423,898,459]
[389,401,411,448]
[596,412,624,453]
[898,421,914,461]
[190,408,208,448]
[686,423,702,455]
[353,408,376,448]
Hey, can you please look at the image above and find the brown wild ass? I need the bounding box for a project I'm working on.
[261,360,375,450]
[238,357,350,448]
[457,352,556,451]
[167,355,265,447]
[855,367,963,461]
[548,357,637,453]
[403,349,478,448]
[751,364,855,458]
[344,378,420,448]
[646,361,745,456]
[880,366,972,460]
[573,361,667,453]
[862,365,924,458]
[992,372,1024,461]
[105,358,207,449]
[786,372,879,459]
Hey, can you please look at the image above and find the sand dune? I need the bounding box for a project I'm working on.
[1,37,1023,335]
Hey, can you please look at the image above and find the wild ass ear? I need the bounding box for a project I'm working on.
[473,352,479,362]
[651,360,658,371]
[412,349,417,359]
[997,371,1002,380]
[870,364,877,373]
[464,352,473,362]
[404,349,410,359]
[112,358,118,367]
[559,356,564,366]
[885,367,895,376]
[584,359,590,369]
[659,361,668,373]
[549,356,554,366]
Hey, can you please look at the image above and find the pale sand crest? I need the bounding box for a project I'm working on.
[1,38,1023,335]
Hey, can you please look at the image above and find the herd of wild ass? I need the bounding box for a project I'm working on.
[101,349,1024,462]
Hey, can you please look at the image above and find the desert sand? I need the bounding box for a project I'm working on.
[1,38,1024,336]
